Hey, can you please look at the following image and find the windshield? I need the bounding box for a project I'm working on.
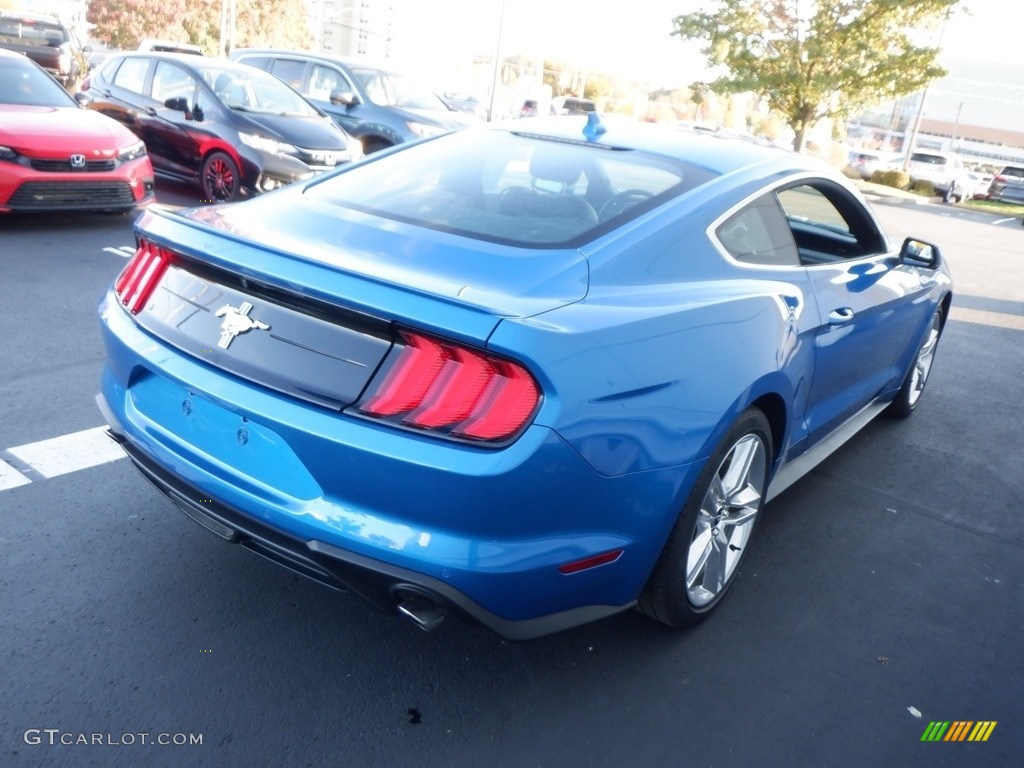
[351,67,447,111]
[0,56,76,107]
[198,65,320,117]
[305,129,714,247]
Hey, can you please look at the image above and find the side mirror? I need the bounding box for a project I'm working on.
[329,89,359,106]
[164,96,192,119]
[73,91,91,107]
[899,237,941,268]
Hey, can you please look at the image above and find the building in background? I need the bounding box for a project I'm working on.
[847,56,1024,168]
[310,0,395,58]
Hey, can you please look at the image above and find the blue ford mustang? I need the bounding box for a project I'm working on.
[97,116,952,639]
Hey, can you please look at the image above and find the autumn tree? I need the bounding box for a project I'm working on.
[87,0,311,54]
[673,0,959,152]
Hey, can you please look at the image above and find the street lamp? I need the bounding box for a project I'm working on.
[487,0,507,122]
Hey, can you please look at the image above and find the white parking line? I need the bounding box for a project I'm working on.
[992,217,1017,226]
[103,246,136,258]
[5,426,125,482]
[0,460,31,491]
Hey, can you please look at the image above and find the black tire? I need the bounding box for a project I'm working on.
[201,151,242,203]
[362,139,392,155]
[639,408,772,628]
[886,308,944,418]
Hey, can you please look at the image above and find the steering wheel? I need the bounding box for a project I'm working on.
[599,189,654,222]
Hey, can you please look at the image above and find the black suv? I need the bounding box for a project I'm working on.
[229,49,465,154]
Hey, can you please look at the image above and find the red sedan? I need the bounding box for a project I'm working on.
[0,48,154,213]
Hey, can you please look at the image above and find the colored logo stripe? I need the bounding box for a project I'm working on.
[920,721,996,742]
[968,721,997,742]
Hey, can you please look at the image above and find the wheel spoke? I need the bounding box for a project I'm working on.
[722,503,758,529]
[701,534,729,596]
[719,436,760,499]
[686,530,713,588]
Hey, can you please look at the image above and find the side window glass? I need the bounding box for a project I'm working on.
[152,62,197,104]
[311,64,349,100]
[715,193,800,267]
[776,183,886,264]
[194,84,218,117]
[237,55,268,70]
[269,58,306,90]
[111,57,150,95]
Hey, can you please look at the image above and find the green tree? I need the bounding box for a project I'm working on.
[673,0,959,152]
[87,0,311,53]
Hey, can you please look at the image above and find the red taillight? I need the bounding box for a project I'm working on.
[358,331,540,442]
[114,238,172,314]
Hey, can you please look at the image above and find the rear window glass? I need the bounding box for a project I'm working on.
[0,18,66,45]
[305,129,717,247]
[999,166,1024,178]
[910,153,947,165]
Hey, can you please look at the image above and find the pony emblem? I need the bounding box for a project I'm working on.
[215,302,269,349]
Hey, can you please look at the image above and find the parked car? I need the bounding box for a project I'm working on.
[846,149,902,180]
[551,95,597,115]
[0,10,88,90]
[965,171,994,200]
[438,90,486,122]
[0,48,154,213]
[97,117,951,639]
[137,39,205,55]
[907,149,970,202]
[516,97,552,118]
[986,165,1024,205]
[229,49,465,154]
[81,53,361,202]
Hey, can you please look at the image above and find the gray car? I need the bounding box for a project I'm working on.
[987,165,1024,206]
[229,49,465,154]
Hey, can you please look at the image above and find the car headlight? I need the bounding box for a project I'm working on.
[0,145,17,161]
[348,138,363,162]
[405,121,446,138]
[117,140,147,162]
[239,132,298,156]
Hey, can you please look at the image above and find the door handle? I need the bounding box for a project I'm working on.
[828,307,855,324]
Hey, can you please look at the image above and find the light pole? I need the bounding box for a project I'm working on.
[902,10,951,170]
[487,0,507,122]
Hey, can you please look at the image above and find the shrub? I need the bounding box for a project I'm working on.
[870,169,911,190]
[911,179,936,197]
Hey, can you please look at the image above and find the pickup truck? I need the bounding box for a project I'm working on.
[0,11,87,89]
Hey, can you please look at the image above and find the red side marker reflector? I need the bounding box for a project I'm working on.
[558,549,624,575]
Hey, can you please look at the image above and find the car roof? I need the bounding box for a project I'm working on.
[0,9,62,21]
[232,48,398,74]
[498,116,799,177]
[105,51,254,72]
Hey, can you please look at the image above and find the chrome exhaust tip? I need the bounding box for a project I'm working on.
[396,592,446,632]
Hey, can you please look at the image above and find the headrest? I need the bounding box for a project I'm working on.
[529,149,582,187]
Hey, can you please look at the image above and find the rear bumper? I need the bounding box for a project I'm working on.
[101,419,631,640]
[97,291,693,638]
